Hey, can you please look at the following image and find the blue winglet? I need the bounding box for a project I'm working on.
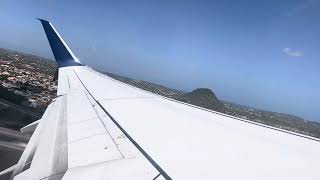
[37,18,82,67]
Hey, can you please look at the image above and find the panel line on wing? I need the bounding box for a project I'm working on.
[68,132,107,144]
[68,116,107,126]
[83,87,125,159]
[72,69,172,180]
[153,173,161,180]
[97,96,159,102]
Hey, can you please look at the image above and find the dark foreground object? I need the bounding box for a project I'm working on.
[0,128,29,180]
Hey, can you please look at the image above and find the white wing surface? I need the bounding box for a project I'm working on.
[9,19,320,180]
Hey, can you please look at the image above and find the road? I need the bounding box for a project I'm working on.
[0,98,41,118]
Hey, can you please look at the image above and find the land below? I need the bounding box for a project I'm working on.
[0,48,56,178]
[1,47,319,138]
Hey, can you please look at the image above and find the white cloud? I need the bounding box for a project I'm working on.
[287,0,316,16]
[283,48,303,57]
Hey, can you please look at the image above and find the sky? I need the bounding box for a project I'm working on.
[0,0,319,122]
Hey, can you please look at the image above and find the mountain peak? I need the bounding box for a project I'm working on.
[177,88,224,111]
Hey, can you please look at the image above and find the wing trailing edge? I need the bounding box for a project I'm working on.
[37,18,82,68]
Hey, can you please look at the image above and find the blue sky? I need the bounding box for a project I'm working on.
[0,0,319,121]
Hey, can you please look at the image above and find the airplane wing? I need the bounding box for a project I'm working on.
[8,19,320,180]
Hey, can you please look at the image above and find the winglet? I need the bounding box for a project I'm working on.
[37,18,82,67]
